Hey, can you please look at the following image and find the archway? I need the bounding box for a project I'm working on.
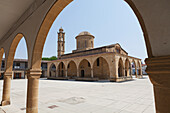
[78,59,91,78]
[118,58,124,77]
[6,34,28,73]
[131,60,137,76]
[49,63,56,77]
[67,61,77,78]
[28,0,153,112]
[1,33,28,106]
[57,62,66,77]
[125,59,130,77]
[93,57,110,79]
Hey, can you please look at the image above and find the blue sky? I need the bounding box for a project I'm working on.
[13,0,148,63]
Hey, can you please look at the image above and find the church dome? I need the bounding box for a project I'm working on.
[78,31,93,36]
[76,31,94,39]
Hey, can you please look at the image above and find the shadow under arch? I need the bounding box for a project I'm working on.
[93,57,110,79]
[49,63,56,77]
[67,60,77,78]
[78,59,91,78]
[5,33,29,72]
[118,57,124,77]
[57,62,66,77]
[125,58,131,77]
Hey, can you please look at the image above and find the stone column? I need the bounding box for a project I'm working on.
[65,70,67,77]
[56,70,58,77]
[122,68,125,77]
[77,69,79,77]
[91,69,93,78]
[135,68,138,78]
[140,68,143,75]
[1,71,12,106]
[145,56,170,113]
[26,69,41,113]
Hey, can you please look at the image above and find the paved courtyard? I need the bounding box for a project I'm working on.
[0,76,155,113]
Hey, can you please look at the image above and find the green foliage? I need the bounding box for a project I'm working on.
[42,56,57,61]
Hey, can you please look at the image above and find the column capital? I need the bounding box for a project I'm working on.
[4,71,13,78]
[145,56,170,88]
[27,69,42,79]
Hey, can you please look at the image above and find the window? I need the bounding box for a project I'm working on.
[85,40,87,48]
[62,63,64,69]
[88,62,90,67]
[68,64,70,68]
[78,41,80,48]
[97,58,100,66]
[16,62,20,66]
[116,48,120,53]
[91,41,93,47]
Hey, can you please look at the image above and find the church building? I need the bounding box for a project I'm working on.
[47,28,142,82]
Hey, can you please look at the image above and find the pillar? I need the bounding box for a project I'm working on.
[135,68,138,78]
[1,71,12,106]
[56,69,58,77]
[65,70,67,77]
[145,56,170,113]
[77,69,79,77]
[123,67,125,77]
[140,68,143,75]
[26,69,41,113]
[91,69,93,78]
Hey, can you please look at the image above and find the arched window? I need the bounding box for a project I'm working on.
[62,63,64,68]
[85,40,87,48]
[97,58,100,66]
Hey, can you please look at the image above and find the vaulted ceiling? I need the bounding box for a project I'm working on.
[0,0,35,40]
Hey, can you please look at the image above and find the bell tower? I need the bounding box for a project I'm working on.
[57,27,65,58]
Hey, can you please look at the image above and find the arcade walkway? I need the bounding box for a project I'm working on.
[0,76,155,113]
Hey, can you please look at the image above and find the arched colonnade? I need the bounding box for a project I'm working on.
[0,0,169,113]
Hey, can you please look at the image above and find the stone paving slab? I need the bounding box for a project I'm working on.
[0,76,155,113]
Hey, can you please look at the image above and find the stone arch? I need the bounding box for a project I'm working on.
[118,57,124,77]
[93,57,110,79]
[5,33,29,72]
[67,60,77,78]
[78,59,91,78]
[57,62,66,77]
[125,58,131,77]
[132,59,137,76]
[30,0,152,72]
[49,63,56,77]
[27,0,154,112]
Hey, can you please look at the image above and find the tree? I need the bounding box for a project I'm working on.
[42,56,57,61]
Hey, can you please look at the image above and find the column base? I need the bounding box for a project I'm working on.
[47,77,69,80]
[26,108,38,113]
[110,76,133,82]
[75,77,98,81]
[137,75,143,79]
[1,100,10,106]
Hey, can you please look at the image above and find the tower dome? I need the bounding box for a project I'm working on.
[75,31,95,52]
[78,31,93,36]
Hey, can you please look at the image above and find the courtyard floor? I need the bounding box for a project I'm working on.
[0,76,155,113]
